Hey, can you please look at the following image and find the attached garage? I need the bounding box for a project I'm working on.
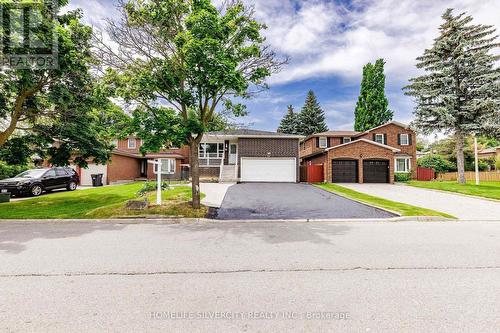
[79,164,108,186]
[240,157,296,182]
[363,160,389,183]
[331,159,358,183]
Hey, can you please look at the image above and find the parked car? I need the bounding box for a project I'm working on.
[0,167,79,197]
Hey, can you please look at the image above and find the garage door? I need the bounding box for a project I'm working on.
[240,158,296,182]
[332,160,358,183]
[363,160,389,183]
[79,164,108,186]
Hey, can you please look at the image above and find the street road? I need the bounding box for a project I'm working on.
[1,220,499,332]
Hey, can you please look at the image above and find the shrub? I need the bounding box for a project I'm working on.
[417,155,456,173]
[394,172,412,182]
[496,157,500,170]
[0,161,29,180]
[137,181,172,197]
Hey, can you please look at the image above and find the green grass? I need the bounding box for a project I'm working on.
[407,181,500,201]
[316,183,455,219]
[0,183,207,219]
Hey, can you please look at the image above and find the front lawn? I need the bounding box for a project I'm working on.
[0,183,207,219]
[407,181,500,201]
[316,183,455,219]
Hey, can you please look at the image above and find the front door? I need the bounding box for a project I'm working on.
[229,144,237,165]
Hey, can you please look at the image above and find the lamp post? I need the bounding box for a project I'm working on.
[148,159,162,205]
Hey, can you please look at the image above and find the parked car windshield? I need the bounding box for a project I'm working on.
[15,169,49,178]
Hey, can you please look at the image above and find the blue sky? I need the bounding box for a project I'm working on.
[68,0,499,131]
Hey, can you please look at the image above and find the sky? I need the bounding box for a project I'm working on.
[67,0,500,131]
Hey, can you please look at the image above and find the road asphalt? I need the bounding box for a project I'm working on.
[1,219,499,332]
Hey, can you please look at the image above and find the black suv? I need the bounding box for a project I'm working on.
[0,167,79,197]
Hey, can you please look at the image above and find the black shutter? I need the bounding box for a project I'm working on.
[327,137,331,148]
[397,134,401,145]
[372,133,376,141]
[409,134,413,145]
[383,134,387,145]
[316,137,319,148]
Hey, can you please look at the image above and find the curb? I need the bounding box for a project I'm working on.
[0,216,456,224]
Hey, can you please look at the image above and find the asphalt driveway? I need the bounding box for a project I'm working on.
[217,183,395,220]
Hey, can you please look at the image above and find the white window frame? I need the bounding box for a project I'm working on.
[128,137,136,149]
[198,142,224,158]
[400,133,409,146]
[153,158,176,175]
[318,137,328,148]
[375,134,385,145]
[342,137,351,144]
[395,157,411,173]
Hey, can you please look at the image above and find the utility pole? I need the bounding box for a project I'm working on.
[474,135,479,185]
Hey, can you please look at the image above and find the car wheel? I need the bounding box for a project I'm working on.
[30,185,43,197]
[67,181,77,191]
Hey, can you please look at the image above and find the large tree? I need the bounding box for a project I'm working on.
[0,0,116,166]
[95,0,285,208]
[277,105,299,134]
[354,59,393,131]
[405,9,500,184]
[297,90,328,136]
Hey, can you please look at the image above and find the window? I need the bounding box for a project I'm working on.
[44,169,56,178]
[154,158,176,174]
[342,137,351,144]
[400,133,409,146]
[198,143,224,158]
[374,134,385,144]
[395,158,411,173]
[128,137,136,149]
[55,168,68,176]
[318,137,328,148]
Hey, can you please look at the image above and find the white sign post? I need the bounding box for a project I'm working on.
[473,135,479,185]
[148,160,162,205]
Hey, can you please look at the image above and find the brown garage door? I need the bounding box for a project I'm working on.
[332,160,358,183]
[363,160,389,183]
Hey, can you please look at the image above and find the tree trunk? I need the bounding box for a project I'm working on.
[189,138,202,209]
[455,130,466,184]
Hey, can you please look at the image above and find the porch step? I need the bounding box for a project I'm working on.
[219,165,238,183]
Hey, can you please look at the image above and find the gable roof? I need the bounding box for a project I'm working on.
[479,146,500,154]
[204,129,304,139]
[301,121,410,142]
[325,138,401,152]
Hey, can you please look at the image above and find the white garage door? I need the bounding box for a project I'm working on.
[240,158,296,182]
[80,164,108,186]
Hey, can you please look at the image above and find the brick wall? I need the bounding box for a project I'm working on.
[238,138,300,182]
[326,141,395,183]
[358,123,417,176]
[107,154,142,184]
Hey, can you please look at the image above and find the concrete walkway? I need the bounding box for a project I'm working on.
[341,183,500,220]
[199,182,234,208]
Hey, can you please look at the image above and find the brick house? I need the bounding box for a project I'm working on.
[76,137,190,186]
[198,129,303,182]
[300,121,417,183]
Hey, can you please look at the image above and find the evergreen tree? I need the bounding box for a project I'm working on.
[297,91,328,136]
[404,9,500,184]
[354,59,393,131]
[277,105,299,134]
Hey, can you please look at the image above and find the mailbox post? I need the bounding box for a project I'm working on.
[148,159,162,205]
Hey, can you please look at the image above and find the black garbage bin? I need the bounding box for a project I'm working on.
[0,193,10,203]
[91,173,104,187]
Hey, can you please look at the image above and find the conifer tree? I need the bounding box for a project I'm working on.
[405,9,500,184]
[297,90,328,136]
[277,105,299,134]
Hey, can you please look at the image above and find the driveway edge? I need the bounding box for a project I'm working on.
[400,183,500,203]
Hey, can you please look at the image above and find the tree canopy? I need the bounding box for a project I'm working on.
[405,9,500,183]
[354,59,393,132]
[277,105,299,134]
[297,91,328,136]
[96,0,285,208]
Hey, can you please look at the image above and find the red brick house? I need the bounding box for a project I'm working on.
[300,121,417,183]
[76,137,190,185]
